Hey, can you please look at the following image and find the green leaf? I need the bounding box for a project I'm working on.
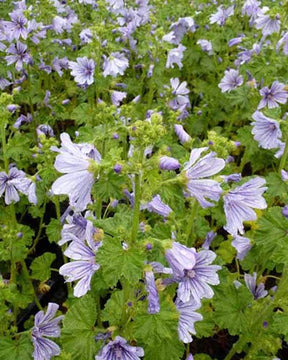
[97,237,145,286]
[214,283,253,335]
[0,334,33,360]
[271,312,288,342]
[133,298,183,360]
[93,171,125,201]
[102,290,125,326]
[30,252,56,281]
[266,173,288,204]
[254,207,288,266]
[46,218,62,243]
[93,206,131,237]
[61,294,100,360]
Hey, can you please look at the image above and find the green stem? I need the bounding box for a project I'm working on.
[186,199,198,247]
[54,197,61,220]
[225,265,288,360]
[1,121,8,172]
[96,198,102,219]
[130,174,141,244]
[21,260,43,311]
[28,201,46,255]
[278,140,288,174]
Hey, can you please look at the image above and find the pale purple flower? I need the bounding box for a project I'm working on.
[166,44,186,69]
[228,36,245,47]
[183,147,225,208]
[32,303,64,360]
[163,17,195,44]
[251,111,282,150]
[244,273,268,299]
[14,113,32,128]
[0,167,31,205]
[165,242,196,278]
[149,261,173,275]
[202,231,216,250]
[219,69,243,93]
[68,57,95,86]
[79,28,93,44]
[169,78,190,112]
[52,57,69,77]
[255,8,280,36]
[59,212,95,245]
[176,298,203,343]
[242,0,261,25]
[37,125,54,138]
[3,10,28,41]
[145,271,160,314]
[147,195,172,217]
[282,205,288,217]
[281,169,288,181]
[223,177,267,235]
[111,90,127,106]
[159,156,180,170]
[0,77,10,90]
[102,52,129,77]
[51,133,101,211]
[277,32,288,55]
[258,81,288,109]
[222,174,242,183]
[5,41,32,71]
[174,124,191,143]
[197,39,213,55]
[59,233,101,297]
[186,355,194,360]
[209,5,234,26]
[95,336,144,360]
[105,0,124,12]
[172,247,221,303]
[232,235,252,260]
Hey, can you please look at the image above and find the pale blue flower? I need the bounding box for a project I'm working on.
[95,336,144,360]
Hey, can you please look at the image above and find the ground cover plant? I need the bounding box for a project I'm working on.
[0,0,288,359]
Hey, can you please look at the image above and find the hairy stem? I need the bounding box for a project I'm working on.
[186,199,198,247]
[130,174,141,244]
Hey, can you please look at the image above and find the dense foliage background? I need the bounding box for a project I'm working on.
[0,0,288,359]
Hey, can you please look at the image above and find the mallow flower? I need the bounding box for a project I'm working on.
[231,235,252,260]
[32,303,64,360]
[176,298,203,343]
[95,336,144,360]
[0,166,32,205]
[244,273,268,299]
[258,81,288,109]
[68,57,95,86]
[218,69,243,93]
[166,242,221,303]
[255,7,280,36]
[145,270,160,314]
[102,52,129,77]
[51,133,101,211]
[183,147,225,208]
[251,111,282,150]
[59,232,101,297]
[223,177,267,235]
[166,44,186,69]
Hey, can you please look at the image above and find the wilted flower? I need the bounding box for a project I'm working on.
[224,177,267,235]
[176,298,203,343]
[258,81,288,109]
[219,69,243,93]
[166,44,186,69]
[174,124,191,143]
[145,271,160,314]
[277,32,288,55]
[242,0,261,25]
[51,133,102,211]
[14,113,32,128]
[103,52,129,77]
[95,336,144,360]
[210,5,234,26]
[251,111,282,150]
[111,90,127,106]
[202,231,216,250]
[197,39,213,55]
[244,273,268,299]
[232,235,252,260]
[163,17,195,44]
[32,303,64,360]
[159,156,180,171]
[68,57,95,86]
[147,195,172,217]
[59,233,101,297]
[183,147,225,208]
